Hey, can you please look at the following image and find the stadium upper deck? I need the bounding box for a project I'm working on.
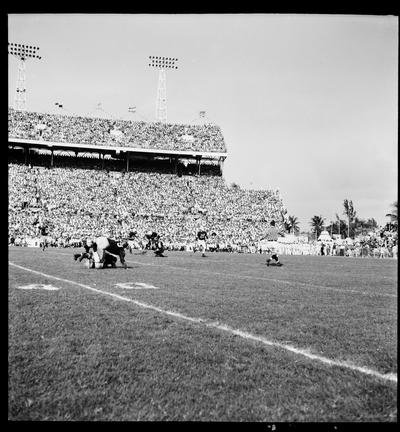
[8,108,227,155]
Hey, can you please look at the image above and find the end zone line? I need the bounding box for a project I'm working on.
[9,261,397,385]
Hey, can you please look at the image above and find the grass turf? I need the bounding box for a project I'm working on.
[8,247,397,421]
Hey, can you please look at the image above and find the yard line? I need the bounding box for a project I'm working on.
[9,261,398,385]
[38,250,398,298]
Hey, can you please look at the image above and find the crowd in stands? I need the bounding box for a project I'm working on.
[9,156,397,258]
[8,160,287,251]
[8,108,227,153]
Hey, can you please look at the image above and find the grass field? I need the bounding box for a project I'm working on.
[8,247,397,421]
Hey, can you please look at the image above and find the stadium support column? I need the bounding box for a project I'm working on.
[196,155,202,175]
[50,149,54,167]
[24,146,28,165]
[126,155,129,173]
[218,157,225,175]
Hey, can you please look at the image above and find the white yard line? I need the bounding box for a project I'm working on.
[9,261,397,385]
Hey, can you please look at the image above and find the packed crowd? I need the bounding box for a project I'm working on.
[268,239,397,258]
[9,154,397,258]
[8,108,227,153]
[8,162,287,250]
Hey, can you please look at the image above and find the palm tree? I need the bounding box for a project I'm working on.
[335,213,341,237]
[310,215,325,240]
[386,201,398,231]
[354,217,366,237]
[343,199,357,238]
[288,215,300,234]
[328,220,335,237]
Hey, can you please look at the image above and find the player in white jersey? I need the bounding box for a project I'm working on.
[261,220,283,266]
[196,229,208,257]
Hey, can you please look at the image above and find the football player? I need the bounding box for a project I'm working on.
[145,231,158,250]
[196,228,208,257]
[39,222,49,251]
[127,231,139,254]
[73,238,93,262]
[153,234,167,257]
[261,220,283,266]
[87,236,128,269]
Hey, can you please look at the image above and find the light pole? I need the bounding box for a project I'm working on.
[148,56,178,123]
[8,42,42,111]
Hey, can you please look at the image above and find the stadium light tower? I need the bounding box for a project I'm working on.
[148,56,178,123]
[8,42,42,111]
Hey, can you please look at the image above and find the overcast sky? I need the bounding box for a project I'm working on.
[8,14,398,231]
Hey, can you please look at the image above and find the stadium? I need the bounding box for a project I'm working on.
[8,15,397,423]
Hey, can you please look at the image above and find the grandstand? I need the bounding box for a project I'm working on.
[8,108,227,176]
[8,108,287,249]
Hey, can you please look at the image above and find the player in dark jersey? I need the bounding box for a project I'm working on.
[153,235,167,257]
[196,229,208,257]
[145,231,158,250]
[261,220,283,266]
[86,236,128,269]
[39,224,49,251]
[73,238,92,262]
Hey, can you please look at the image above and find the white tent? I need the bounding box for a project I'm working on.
[278,234,297,244]
[318,230,333,242]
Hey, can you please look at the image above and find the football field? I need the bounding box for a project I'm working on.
[8,247,397,421]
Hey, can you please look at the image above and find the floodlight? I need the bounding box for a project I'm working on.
[148,55,178,70]
[8,42,42,111]
[148,55,179,123]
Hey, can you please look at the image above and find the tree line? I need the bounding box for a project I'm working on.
[284,200,398,240]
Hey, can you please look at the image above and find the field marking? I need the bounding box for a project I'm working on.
[16,283,59,291]
[115,282,159,290]
[11,249,397,298]
[9,261,397,385]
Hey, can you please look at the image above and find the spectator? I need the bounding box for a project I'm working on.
[8,160,287,251]
[8,108,227,153]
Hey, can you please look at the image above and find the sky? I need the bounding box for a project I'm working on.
[8,14,398,232]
